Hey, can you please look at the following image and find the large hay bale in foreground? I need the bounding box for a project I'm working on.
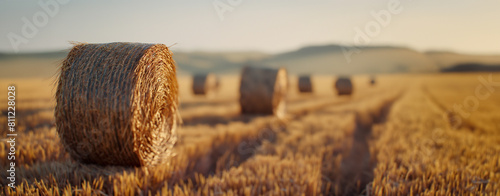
[334,76,353,96]
[192,73,219,96]
[298,75,313,93]
[55,42,179,166]
[239,66,288,118]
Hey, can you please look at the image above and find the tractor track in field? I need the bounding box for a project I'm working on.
[421,85,478,131]
[180,98,236,110]
[174,96,363,185]
[333,92,403,195]
[173,88,404,189]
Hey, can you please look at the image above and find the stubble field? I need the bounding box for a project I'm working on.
[1,73,499,195]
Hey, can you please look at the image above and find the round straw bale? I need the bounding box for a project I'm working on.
[334,76,353,96]
[298,75,313,93]
[370,76,376,85]
[192,73,219,96]
[55,42,179,166]
[215,76,221,89]
[239,66,288,118]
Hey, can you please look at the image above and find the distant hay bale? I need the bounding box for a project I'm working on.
[298,75,313,93]
[239,66,288,118]
[192,73,219,96]
[55,42,179,166]
[370,76,376,85]
[215,76,221,89]
[334,76,353,96]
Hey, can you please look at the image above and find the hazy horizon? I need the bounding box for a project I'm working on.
[2,42,500,56]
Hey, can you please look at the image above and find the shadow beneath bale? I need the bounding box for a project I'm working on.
[1,107,54,116]
[182,113,269,126]
[0,107,55,135]
[191,127,279,176]
[180,99,235,110]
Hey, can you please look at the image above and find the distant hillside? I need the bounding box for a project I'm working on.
[441,63,500,72]
[426,51,500,69]
[0,51,69,60]
[173,51,269,74]
[262,45,438,75]
[2,44,500,78]
[269,44,402,62]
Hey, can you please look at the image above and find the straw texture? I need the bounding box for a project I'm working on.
[239,66,288,118]
[334,76,353,96]
[55,42,179,166]
[192,73,219,96]
[298,75,313,93]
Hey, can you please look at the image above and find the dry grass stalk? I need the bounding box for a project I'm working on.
[55,42,179,166]
[239,66,288,118]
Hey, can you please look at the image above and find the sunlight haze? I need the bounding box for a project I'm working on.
[0,0,499,54]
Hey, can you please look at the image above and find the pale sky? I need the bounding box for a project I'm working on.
[0,0,499,54]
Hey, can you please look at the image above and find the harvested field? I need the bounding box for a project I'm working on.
[1,73,500,195]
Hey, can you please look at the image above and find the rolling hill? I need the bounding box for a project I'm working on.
[1,44,500,78]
